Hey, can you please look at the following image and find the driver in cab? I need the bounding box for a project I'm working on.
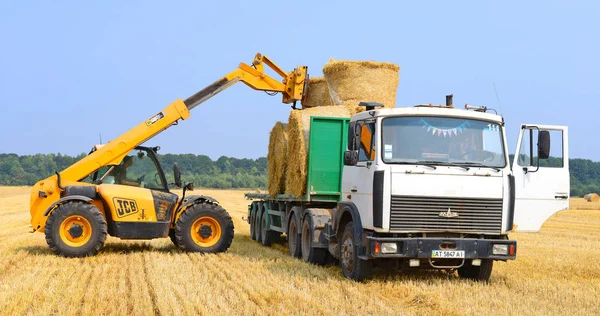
[112,156,142,187]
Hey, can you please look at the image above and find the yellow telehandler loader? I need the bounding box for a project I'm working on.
[29,53,308,257]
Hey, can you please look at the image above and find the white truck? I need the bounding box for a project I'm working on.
[247,98,569,281]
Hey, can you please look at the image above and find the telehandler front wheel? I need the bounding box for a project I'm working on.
[45,201,107,257]
[175,203,234,253]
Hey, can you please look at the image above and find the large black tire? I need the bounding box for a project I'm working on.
[340,222,372,281]
[250,204,257,241]
[287,213,301,258]
[260,209,279,246]
[458,259,493,281]
[301,216,327,265]
[175,202,234,253]
[45,201,107,258]
[254,203,263,243]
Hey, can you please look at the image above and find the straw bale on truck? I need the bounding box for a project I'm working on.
[323,59,400,113]
[301,77,333,108]
[267,122,288,197]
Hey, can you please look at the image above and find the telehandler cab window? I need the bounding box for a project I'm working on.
[87,148,167,190]
[382,116,506,168]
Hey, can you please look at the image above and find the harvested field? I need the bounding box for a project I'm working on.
[1,186,599,315]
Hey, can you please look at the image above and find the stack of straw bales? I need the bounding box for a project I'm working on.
[266,59,400,197]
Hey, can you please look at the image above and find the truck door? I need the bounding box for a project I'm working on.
[343,120,377,229]
[511,125,569,232]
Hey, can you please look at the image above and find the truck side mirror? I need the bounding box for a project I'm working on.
[344,150,359,166]
[538,131,550,159]
[348,122,356,150]
[185,182,194,191]
[173,162,182,188]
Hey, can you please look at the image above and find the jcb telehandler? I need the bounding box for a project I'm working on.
[29,53,309,257]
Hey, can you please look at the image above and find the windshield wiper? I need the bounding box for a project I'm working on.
[453,162,501,172]
[415,161,444,170]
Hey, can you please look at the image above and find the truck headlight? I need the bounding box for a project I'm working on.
[381,243,398,254]
[492,244,508,255]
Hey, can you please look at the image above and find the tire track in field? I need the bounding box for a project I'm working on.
[142,253,162,316]
[75,264,96,316]
[19,268,59,315]
[125,255,134,316]
[185,252,264,312]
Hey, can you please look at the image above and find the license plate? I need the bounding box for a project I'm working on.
[431,250,465,258]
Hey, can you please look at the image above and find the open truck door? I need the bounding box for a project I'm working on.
[511,124,569,232]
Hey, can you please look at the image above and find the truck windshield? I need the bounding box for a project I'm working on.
[381,116,506,168]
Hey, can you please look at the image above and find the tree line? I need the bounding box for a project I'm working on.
[0,153,266,190]
[1,152,599,196]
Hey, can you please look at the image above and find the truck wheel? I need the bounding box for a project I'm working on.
[340,222,372,281]
[301,216,327,265]
[175,202,234,253]
[254,203,263,243]
[250,204,256,241]
[260,211,278,246]
[287,213,301,258]
[458,259,493,281]
[45,201,107,257]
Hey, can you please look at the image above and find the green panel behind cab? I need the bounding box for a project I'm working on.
[306,116,349,202]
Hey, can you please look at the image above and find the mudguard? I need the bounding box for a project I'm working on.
[335,201,367,257]
[174,195,219,221]
[43,195,93,216]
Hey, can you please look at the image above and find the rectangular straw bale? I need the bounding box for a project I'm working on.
[285,106,351,197]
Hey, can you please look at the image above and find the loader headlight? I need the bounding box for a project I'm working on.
[492,244,508,255]
[381,243,398,254]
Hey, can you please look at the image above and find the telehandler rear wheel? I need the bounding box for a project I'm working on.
[175,203,234,253]
[45,201,107,257]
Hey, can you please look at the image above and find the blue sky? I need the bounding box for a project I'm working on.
[0,1,598,160]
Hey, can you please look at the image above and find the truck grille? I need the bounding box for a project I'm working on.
[390,195,503,234]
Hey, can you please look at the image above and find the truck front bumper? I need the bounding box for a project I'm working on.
[364,236,516,260]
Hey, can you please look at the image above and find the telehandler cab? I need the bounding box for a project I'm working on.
[29,53,309,257]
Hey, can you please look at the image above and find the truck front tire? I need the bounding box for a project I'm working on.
[458,259,493,281]
[340,222,372,281]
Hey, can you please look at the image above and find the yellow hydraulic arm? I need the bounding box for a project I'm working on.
[30,53,308,231]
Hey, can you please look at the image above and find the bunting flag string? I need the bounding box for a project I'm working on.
[421,120,470,137]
